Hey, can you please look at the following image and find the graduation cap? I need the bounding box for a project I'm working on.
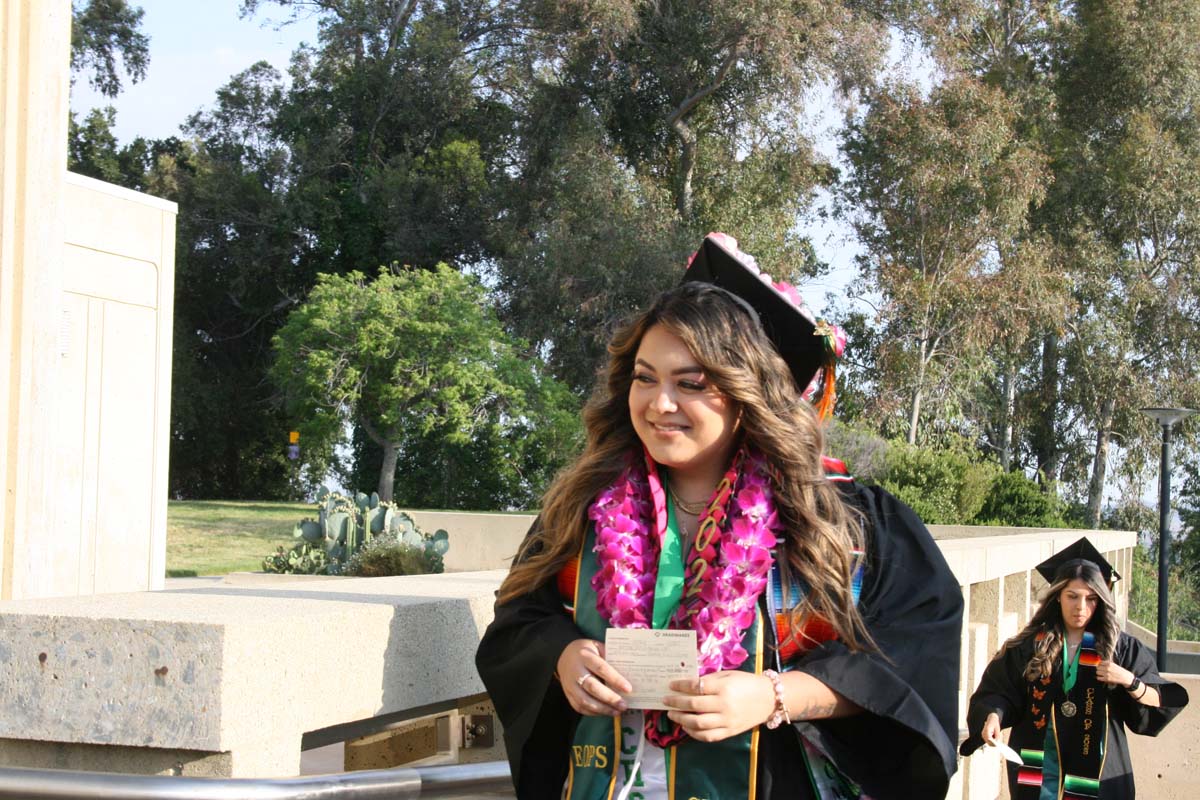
[682,233,844,418]
[1035,537,1120,586]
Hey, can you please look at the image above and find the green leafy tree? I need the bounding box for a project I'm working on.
[270,264,580,505]
[71,0,150,97]
[165,1,519,498]
[492,0,891,390]
[169,63,300,499]
[244,0,510,273]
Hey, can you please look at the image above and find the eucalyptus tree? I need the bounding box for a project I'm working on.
[1048,0,1200,524]
[841,75,1048,445]
[911,0,1074,475]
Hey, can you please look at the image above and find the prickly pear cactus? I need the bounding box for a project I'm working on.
[294,519,323,544]
[275,492,446,575]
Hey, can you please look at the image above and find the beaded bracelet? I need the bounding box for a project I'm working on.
[763,669,791,729]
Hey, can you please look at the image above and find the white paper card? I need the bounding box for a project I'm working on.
[987,737,1024,765]
[605,628,697,710]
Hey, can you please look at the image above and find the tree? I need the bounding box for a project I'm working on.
[486,0,895,390]
[1047,0,1200,524]
[168,63,300,499]
[244,0,512,274]
[841,75,1048,444]
[270,264,579,504]
[71,0,150,97]
[490,117,692,392]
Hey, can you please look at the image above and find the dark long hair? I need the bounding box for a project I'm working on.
[497,282,873,651]
[1001,559,1121,681]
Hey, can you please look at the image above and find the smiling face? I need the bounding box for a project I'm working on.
[628,324,740,491]
[1059,578,1100,636]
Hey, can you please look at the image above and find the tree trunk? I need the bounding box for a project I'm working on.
[673,117,696,219]
[664,44,738,221]
[378,441,399,503]
[1000,363,1016,471]
[1034,332,1061,483]
[1085,395,1117,528]
[908,340,928,445]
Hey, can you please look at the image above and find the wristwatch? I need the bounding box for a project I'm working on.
[1127,676,1142,693]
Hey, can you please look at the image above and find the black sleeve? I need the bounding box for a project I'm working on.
[474,519,584,797]
[1110,632,1190,736]
[789,484,964,800]
[959,640,1031,756]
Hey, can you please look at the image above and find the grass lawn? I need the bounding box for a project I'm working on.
[167,500,312,577]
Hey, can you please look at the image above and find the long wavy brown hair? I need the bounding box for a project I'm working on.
[497,282,874,652]
[999,559,1120,682]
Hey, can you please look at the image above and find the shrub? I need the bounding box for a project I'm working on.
[972,470,1073,528]
[262,542,329,575]
[263,489,450,575]
[343,532,446,577]
[879,441,1000,524]
[823,422,889,482]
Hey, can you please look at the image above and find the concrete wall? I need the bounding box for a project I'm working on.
[0,0,176,600]
[0,528,1151,795]
[1128,620,1200,674]
[407,511,534,572]
[0,570,504,777]
[52,173,176,596]
[1127,673,1200,800]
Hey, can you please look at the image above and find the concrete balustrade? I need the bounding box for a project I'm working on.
[0,520,1141,799]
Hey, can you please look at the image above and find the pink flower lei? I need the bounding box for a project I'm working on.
[588,447,783,745]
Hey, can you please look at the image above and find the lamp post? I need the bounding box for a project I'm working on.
[1140,407,1197,671]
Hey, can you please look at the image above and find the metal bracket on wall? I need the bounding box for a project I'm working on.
[461,713,494,749]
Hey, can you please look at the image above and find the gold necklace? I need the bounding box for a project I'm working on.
[668,484,707,516]
[675,513,695,554]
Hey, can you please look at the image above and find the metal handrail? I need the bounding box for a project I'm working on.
[0,761,513,800]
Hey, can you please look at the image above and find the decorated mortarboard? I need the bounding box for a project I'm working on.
[682,232,846,419]
[1035,537,1120,586]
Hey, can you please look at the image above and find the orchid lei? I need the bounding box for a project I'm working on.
[588,447,783,745]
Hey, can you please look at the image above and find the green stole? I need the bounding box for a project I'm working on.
[565,501,763,800]
[1016,633,1107,799]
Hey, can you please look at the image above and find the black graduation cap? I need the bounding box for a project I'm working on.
[681,233,830,395]
[1035,537,1120,585]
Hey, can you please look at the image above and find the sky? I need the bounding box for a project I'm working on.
[71,1,319,143]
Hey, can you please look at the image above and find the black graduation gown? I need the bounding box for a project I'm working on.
[960,631,1189,798]
[475,483,964,799]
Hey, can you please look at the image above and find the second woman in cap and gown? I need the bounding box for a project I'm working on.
[960,538,1189,798]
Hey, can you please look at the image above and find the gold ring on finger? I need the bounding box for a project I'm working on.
[577,672,593,688]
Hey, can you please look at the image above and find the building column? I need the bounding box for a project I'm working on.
[0,0,71,599]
